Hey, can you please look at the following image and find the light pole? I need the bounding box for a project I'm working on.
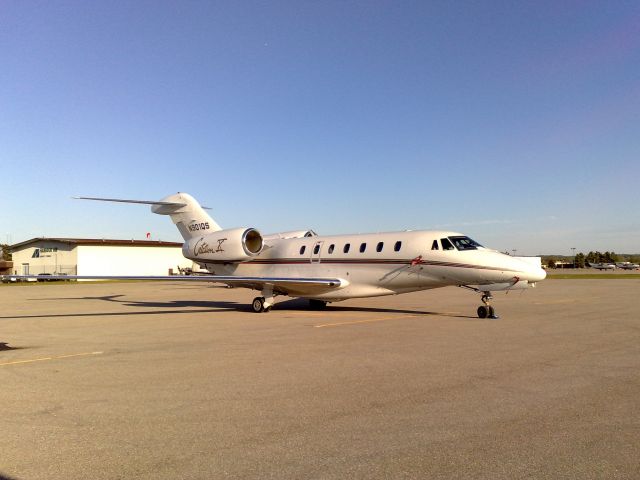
[571,247,576,269]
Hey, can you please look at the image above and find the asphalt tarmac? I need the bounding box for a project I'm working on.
[1,279,639,479]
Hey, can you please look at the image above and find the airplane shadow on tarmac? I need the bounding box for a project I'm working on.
[0,342,24,351]
[0,294,246,320]
[2,295,475,320]
[80,294,244,311]
[269,298,476,319]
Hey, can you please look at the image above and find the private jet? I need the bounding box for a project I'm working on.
[4,193,546,318]
[616,262,639,270]
[588,262,616,270]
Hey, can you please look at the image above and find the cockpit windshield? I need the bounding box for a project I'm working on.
[449,236,483,251]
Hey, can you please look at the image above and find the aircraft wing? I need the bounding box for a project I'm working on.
[1,275,347,296]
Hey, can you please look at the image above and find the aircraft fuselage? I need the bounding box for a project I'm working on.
[192,230,546,301]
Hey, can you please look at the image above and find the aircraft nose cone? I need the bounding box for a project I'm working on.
[528,266,547,282]
[510,256,546,282]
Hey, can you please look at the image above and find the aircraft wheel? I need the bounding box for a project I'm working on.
[252,297,265,313]
[477,305,489,318]
[488,306,498,319]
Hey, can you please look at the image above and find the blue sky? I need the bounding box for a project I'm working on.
[1,1,639,255]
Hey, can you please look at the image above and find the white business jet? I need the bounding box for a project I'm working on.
[7,193,547,318]
[615,262,639,270]
[588,262,616,270]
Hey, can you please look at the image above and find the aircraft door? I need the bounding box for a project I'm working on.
[310,241,323,263]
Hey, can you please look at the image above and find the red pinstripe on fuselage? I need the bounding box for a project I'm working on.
[191,230,535,300]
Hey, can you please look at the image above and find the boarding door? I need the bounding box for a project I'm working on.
[310,241,323,263]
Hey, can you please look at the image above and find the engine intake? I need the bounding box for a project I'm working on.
[183,227,263,262]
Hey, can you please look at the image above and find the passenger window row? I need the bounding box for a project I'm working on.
[299,241,403,255]
[300,236,481,256]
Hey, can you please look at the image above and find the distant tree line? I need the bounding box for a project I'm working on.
[542,251,640,268]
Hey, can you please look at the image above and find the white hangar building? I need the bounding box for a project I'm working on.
[9,238,194,277]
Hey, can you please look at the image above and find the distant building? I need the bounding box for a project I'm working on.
[553,261,575,269]
[9,238,193,277]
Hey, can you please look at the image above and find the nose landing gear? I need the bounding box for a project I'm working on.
[459,285,502,319]
[477,293,499,319]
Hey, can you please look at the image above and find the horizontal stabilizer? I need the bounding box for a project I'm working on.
[74,196,210,209]
[74,196,187,207]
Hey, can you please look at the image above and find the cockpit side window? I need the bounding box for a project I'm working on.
[431,239,439,250]
[441,238,455,250]
[449,236,483,251]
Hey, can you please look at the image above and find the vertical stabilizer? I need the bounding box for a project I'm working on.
[151,193,221,240]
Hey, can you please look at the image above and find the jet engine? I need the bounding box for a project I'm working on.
[183,227,264,262]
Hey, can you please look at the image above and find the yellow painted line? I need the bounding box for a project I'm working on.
[0,351,103,367]
[314,314,422,328]
[313,312,462,328]
[282,312,331,318]
[532,299,579,305]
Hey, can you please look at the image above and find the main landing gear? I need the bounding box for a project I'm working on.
[252,296,271,313]
[250,289,329,313]
[477,293,499,319]
[252,285,275,313]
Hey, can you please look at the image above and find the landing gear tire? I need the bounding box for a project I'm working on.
[477,293,499,319]
[252,297,265,313]
[309,299,327,310]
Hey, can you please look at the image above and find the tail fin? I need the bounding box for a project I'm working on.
[75,192,221,241]
[151,193,221,240]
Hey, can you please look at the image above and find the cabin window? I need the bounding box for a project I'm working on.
[328,244,335,254]
[431,240,439,250]
[376,242,384,252]
[300,246,306,255]
[441,238,455,250]
[344,243,350,253]
[394,241,402,252]
[313,244,320,254]
[360,243,367,253]
[449,236,483,251]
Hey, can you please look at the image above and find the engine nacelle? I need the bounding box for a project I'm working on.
[183,227,263,262]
